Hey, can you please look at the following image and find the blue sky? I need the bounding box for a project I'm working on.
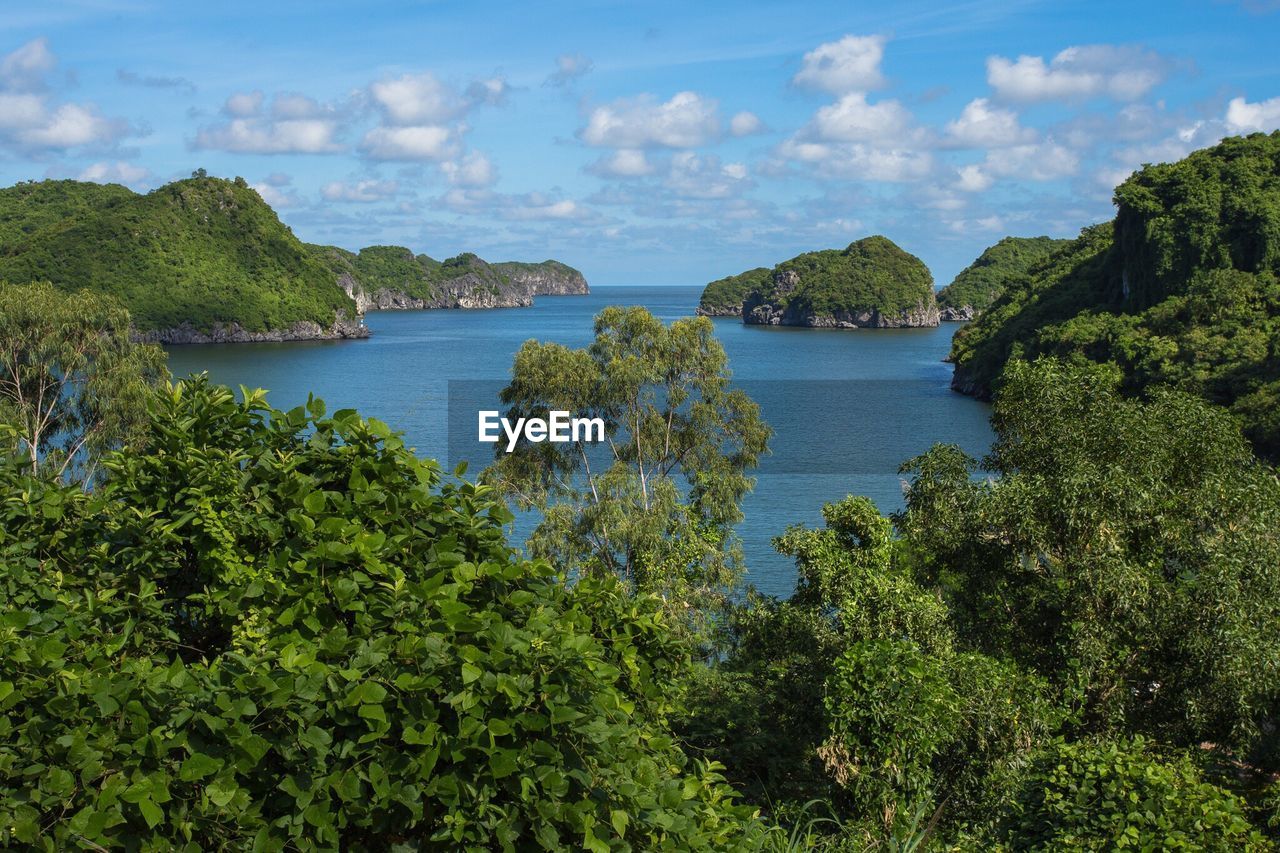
[1,0,1278,286]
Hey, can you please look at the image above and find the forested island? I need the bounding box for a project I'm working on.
[0,175,587,345]
[698,236,940,328]
[949,132,1280,460]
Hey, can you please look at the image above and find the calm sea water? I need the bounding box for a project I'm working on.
[166,285,994,598]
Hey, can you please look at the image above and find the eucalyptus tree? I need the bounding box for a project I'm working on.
[0,281,167,481]
[483,306,770,635]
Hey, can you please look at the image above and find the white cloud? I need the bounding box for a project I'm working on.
[729,111,765,137]
[321,179,399,202]
[945,98,1036,147]
[77,160,151,186]
[588,148,656,178]
[359,124,459,160]
[442,188,591,221]
[580,91,720,148]
[664,151,752,199]
[466,76,509,106]
[196,117,343,154]
[955,164,995,192]
[987,45,1170,103]
[777,138,933,181]
[18,103,122,148]
[252,182,302,208]
[1,37,55,90]
[793,34,886,94]
[224,90,264,117]
[440,150,496,187]
[809,93,913,142]
[0,39,130,152]
[545,53,593,87]
[370,73,465,125]
[983,140,1080,180]
[1225,95,1280,132]
[271,92,327,119]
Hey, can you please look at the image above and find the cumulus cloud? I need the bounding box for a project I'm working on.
[1226,95,1280,132]
[955,163,995,192]
[729,111,765,137]
[252,182,302,208]
[196,116,343,154]
[987,44,1171,102]
[440,150,496,187]
[321,178,399,202]
[441,188,592,221]
[776,138,933,181]
[0,38,131,152]
[944,98,1036,147]
[808,93,913,142]
[369,73,466,125]
[982,139,1080,180]
[545,53,593,87]
[664,151,751,199]
[224,90,264,117]
[580,91,720,148]
[1,37,55,91]
[466,76,509,106]
[359,124,459,161]
[792,34,886,94]
[76,160,152,186]
[587,148,656,178]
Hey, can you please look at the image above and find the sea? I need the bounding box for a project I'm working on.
[165,285,994,599]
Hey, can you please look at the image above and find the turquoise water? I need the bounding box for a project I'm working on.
[165,285,994,598]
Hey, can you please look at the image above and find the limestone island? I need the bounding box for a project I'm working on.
[700,236,940,328]
[0,175,587,345]
[936,235,1069,321]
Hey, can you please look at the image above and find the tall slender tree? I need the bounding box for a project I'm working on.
[0,281,168,481]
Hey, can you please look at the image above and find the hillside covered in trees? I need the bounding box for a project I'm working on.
[706,236,939,328]
[0,176,587,343]
[948,132,1280,460]
[936,236,1069,320]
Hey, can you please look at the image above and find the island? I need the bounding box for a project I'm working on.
[0,175,587,344]
[704,235,939,328]
[936,235,1070,321]
[947,131,1280,461]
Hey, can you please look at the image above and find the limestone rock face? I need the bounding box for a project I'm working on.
[939,304,976,322]
[743,296,941,328]
[333,254,588,313]
[135,313,369,345]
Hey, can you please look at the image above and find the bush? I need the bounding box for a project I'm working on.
[0,378,765,850]
[1001,737,1266,850]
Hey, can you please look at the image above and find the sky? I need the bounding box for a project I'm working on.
[1,0,1278,286]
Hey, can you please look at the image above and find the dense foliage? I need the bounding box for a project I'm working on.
[948,132,1280,459]
[680,357,1280,848]
[484,307,770,646]
[697,267,771,315]
[0,282,167,480]
[935,235,1069,314]
[0,177,358,332]
[746,236,935,320]
[0,378,770,850]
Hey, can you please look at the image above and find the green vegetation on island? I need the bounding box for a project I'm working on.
[949,132,1280,460]
[936,235,1069,319]
[696,267,771,316]
[738,236,939,327]
[0,176,359,336]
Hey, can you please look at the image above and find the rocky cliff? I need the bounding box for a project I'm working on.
[134,313,369,345]
[736,237,939,329]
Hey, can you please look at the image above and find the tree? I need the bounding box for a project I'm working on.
[0,281,167,481]
[483,306,770,638]
[0,377,769,849]
[898,357,1280,758]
